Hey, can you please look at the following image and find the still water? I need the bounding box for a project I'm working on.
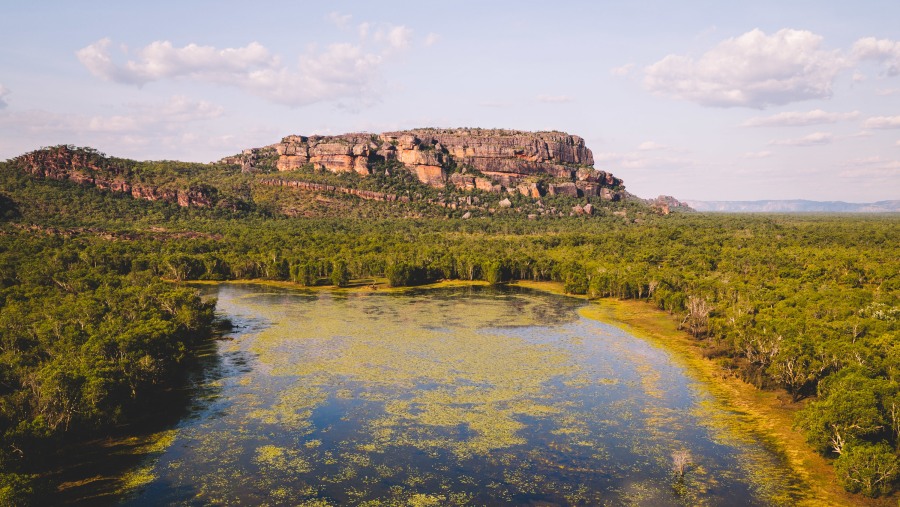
[122,284,802,506]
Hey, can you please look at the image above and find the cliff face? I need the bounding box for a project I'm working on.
[233,128,623,200]
[11,145,215,208]
[12,129,626,216]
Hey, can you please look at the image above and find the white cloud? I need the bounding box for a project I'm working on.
[424,33,440,47]
[838,157,900,178]
[876,88,900,96]
[77,38,278,86]
[152,95,224,122]
[610,64,634,77]
[594,151,695,170]
[637,141,670,151]
[853,37,900,76]
[77,33,414,107]
[769,131,834,146]
[0,85,9,109]
[896,140,900,146]
[85,114,140,133]
[373,25,413,50]
[863,116,900,129]
[0,95,223,135]
[358,22,371,39]
[327,11,352,28]
[644,28,848,108]
[0,96,261,161]
[389,26,413,49]
[536,94,573,103]
[852,71,866,82]
[741,109,859,127]
[740,150,773,159]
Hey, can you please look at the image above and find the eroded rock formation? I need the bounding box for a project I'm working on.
[12,145,215,208]
[234,128,624,200]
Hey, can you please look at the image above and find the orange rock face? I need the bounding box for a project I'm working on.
[12,145,215,208]
[233,128,625,199]
[414,165,447,188]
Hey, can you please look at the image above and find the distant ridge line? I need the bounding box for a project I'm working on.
[683,199,900,213]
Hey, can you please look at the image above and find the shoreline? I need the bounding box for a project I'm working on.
[176,278,878,505]
[511,280,877,507]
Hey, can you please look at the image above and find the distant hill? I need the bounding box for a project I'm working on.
[684,199,900,213]
[3,129,658,222]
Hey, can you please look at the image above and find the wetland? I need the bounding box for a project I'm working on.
[113,283,804,506]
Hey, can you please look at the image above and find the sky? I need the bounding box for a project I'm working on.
[1,1,899,202]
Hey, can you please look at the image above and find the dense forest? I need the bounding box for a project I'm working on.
[0,148,897,503]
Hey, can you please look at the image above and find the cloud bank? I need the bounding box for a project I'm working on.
[644,29,847,108]
[863,116,900,129]
[853,37,900,76]
[76,29,414,107]
[643,29,900,111]
[0,95,223,135]
[769,132,834,147]
[741,109,859,127]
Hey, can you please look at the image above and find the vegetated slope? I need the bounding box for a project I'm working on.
[11,130,664,222]
[0,145,898,503]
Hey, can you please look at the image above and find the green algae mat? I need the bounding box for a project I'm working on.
[118,284,804,506]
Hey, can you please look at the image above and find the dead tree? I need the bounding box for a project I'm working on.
[672,449,692,477]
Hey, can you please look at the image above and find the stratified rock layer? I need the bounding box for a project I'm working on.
[231,128,623,199]
[13,145,215,207]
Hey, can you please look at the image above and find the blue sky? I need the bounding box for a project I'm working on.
[1,1,899,201]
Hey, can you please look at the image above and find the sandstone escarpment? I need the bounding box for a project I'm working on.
[233,128,624,200]
[12,145,215,208]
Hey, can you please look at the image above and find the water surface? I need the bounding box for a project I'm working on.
[123,284,801,506]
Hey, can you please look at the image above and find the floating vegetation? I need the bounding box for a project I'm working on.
[117,464,157,494]
[119,284,804,506]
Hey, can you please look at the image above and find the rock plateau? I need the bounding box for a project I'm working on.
[226,128,624,200]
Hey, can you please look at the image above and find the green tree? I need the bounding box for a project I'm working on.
[482,261,503,285]
[798,367,894,455]
[834,442,899,497]
[330,260,350,287]
[292,261,317,286]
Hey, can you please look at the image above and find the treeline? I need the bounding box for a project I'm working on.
[0,235,216,504]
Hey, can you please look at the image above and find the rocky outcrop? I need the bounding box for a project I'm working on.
[259,179,409,203]
[646,195,693,215]
[270,134,378,174]
[12,145,215,208]
[380,129,593,187]
[232,128,624,200]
